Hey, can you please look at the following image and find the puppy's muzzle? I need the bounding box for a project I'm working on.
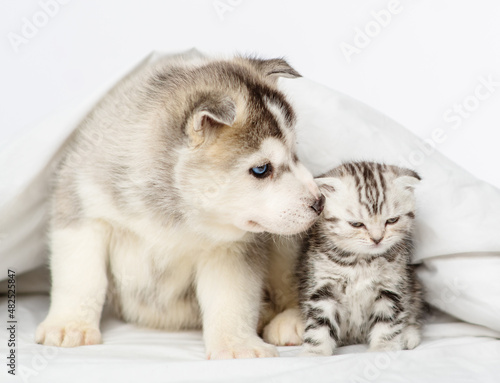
[310,194,325,215]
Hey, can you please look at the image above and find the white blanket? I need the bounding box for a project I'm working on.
[1,295,499,383]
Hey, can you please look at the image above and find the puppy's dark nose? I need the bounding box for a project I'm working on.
[310,194,325,215]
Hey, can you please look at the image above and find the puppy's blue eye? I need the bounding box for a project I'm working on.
[250,163,271,178]
[252,165,267,174]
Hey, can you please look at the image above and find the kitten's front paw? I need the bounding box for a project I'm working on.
[207,338,279,360]
[263,308,304,346]
[402,325,421,350]
[36,320,101,347]
[369,325,421,352]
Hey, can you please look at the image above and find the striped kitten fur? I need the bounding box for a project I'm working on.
[298,162,424,356]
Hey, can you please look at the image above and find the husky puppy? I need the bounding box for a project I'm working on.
[35,51,324,359]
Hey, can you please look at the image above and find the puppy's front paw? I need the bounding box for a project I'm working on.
[263,308,304,346]
[207,338,279,360]
[36,321,101,347]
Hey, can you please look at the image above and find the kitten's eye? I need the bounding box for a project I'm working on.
[250,163,272,179]
[349,222,365,228]
[386,217,400,225]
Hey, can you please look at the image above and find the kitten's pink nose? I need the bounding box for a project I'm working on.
[371,237,383,245]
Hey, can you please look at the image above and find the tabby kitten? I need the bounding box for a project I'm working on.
[298,162,424,356]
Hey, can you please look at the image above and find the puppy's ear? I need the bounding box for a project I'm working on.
[193,96,236,131]
[188,95,236,145]
[247,57,301,79]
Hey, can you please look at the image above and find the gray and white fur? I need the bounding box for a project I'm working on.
[298,162,424,355]
[35,50,324,360]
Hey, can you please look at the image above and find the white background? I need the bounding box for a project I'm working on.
[1,0,499,187]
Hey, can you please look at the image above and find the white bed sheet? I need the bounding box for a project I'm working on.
[2,295,499,383]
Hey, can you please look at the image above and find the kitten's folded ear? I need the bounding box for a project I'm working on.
[394,168,421,190]
[315,177,343,194]
[396,176,420,190]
